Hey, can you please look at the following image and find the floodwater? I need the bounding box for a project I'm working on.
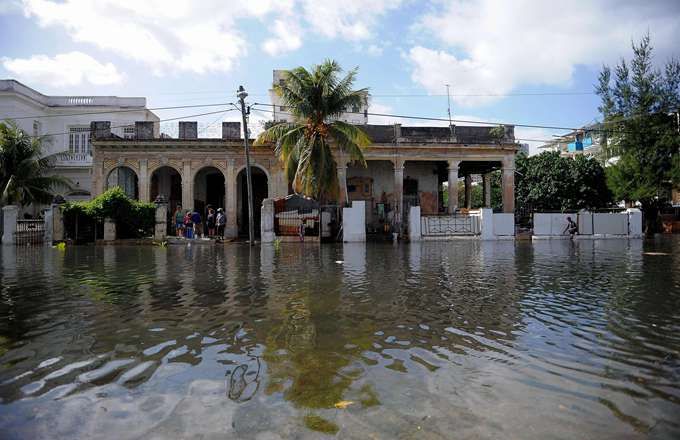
[0,238,679,439]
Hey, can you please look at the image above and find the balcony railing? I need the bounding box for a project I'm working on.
[54,152,93,166]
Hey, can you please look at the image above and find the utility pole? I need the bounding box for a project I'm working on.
[237,85,255,246]
[446,84,453,138]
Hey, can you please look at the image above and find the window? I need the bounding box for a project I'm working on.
[123,126,135,139]
[32,120,41,137]
[68,126,90,154]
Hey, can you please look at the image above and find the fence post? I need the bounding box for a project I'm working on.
[260,198,275,243]
[154,195,168,241]
[44,207,53,244]
[479,208,495,240]
[103,218,116,241]
[408,205,421,241]
[2,205,18,245]
[626,208,643,237]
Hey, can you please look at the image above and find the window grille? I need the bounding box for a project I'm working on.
[123,126,135,139]
[68,126,90,154]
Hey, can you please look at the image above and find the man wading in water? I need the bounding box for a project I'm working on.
[563,216,578,237]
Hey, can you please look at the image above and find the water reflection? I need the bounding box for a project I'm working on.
[0,239,678,439]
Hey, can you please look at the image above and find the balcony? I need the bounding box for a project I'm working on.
[54,152,93,167]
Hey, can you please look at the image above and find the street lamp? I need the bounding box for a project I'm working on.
[237,85,255,246]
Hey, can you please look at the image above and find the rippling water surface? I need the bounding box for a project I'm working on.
[1,238,679,439]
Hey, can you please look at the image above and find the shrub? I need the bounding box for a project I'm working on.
[62,187,155,240]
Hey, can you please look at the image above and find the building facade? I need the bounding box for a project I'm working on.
[91,120,517,238]
[0,79,159,202]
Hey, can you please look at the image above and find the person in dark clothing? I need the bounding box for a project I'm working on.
[206,208,216,237]
[216,208,226,237]
[563,216,578,236]
[191,210,202,238]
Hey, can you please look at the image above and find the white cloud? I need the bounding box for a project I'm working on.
[408,0,680,107]
[2,51,124,86]
[19,0,293,75]
[301,0,402,41]
[17,0,402,72]
[262,19,303,56]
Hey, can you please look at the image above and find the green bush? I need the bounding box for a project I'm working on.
[62,187,155,240]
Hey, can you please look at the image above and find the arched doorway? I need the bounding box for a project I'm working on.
[193,166,225,218]
[106,166,138,199]
[150,166,182,212]
[237,166,269,237]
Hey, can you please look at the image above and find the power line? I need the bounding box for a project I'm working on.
[7,102,236,121]
[250,103,586,132]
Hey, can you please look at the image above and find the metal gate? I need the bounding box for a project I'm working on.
[16,219,45,245]
[275,207,319,237]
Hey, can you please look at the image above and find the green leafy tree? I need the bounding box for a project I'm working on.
[0,121,69,206]
[595,34,680,233]
[515,151,611,213]
[255,60,370,201]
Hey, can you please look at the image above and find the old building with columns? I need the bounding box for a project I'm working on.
[91,120,517,238]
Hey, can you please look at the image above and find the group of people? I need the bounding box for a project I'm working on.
[173,206,226,239]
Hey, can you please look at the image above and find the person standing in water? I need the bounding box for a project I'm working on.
[563,216,578,236]
[174,205,184,237]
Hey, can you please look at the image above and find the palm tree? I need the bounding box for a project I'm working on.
[0,120,69,206]
[256,60,370,201]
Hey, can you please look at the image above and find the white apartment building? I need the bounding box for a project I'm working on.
[268,70,369,124]
[0,79,159,202]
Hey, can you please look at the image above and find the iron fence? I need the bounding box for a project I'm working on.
[421,214,480,236]
[16,219,45,245]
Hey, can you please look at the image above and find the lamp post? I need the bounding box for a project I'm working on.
[237,85,255,246]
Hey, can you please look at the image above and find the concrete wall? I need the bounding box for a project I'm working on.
[535,210,642,238]
[533,213,577,236]
[493,213,515,236]
[343,201,366,242]
[593,213,627,235]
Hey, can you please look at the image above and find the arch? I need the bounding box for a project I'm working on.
[150,165,182,210]
[236,165,269,237]
[106,166,139,200]
[235,163,271,184]
[192,166,226,217]
[148,163,182,180]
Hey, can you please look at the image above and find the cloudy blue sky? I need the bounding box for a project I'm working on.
[1,0,679,151]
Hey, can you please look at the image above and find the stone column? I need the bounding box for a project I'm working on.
[2,205,18,245]
[464,175,472,209]
[139,159,149,202]
[225,159,238,238]
[182,160,192,210]
[393,159,404,226]
[92,160,104,196]
[502,158,515,214]
[447,160,460,213]
[483,173,492,208]
[337,163,348,206]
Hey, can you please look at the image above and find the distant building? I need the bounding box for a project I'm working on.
[536,123,615,162]
[518,143,530,155]
[268,70,369,124]
[0,79,159,203]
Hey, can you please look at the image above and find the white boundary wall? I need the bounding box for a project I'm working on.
[409,207,515,241]
[533,209,642,239]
